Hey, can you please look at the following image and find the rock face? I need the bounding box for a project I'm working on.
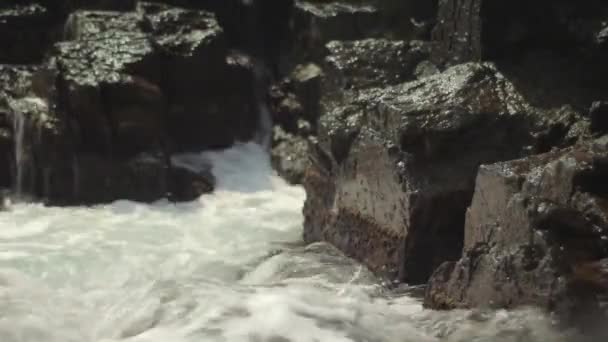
[0,2,272,204]
[303,61,589,283]
[425,138,608,323]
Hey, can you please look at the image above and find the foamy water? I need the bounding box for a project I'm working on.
[0,143,583,342]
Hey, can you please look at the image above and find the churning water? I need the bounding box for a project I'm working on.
[0,143,584,342]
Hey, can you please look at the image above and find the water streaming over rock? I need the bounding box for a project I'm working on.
[0,142,588,342]
[11,108,26,197]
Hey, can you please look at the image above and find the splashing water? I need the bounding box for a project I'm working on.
[0,142,585,342]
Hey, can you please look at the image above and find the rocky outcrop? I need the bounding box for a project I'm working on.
[303,61,589,283]
[0,2,273,204]
[424,138,608,326]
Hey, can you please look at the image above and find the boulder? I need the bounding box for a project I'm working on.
[424,137,608,328]
[322,39,432,108]
[271,127,309,185]
[291,1,382,63]
[590,101,608,135]
[0,3,64,64]
[56,10,164,156]
[0,5,245,204]
[303,62,589,283]
[141,5,259,151]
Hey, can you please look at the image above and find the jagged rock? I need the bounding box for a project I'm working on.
[0,65,42,191]
[271,128,309,185]
[376,0,437,39]
[599,26,608,47]
[0,3,64,64]
[414,60,440,79]
[143,6,258,151]
[431,0,481,66]
[322,39,432,108]
[290,63,323,123]
[0,5,241,204]
[303,62,590,283]
[0,105,12,189]
[424,138,608,328]
[168,165,214,202]
[590,101,608,135]
[55,11,164,156]
[291,1,382,63]
[71,153,168,204]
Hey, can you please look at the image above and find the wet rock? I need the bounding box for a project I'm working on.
[71,153,168,204]
[424,139,608,326]
[303,62,589,283]
[599,26,608,47]
[168,165,214,202]
[0,3,64,64]
[292,1,382,63]
[290,63,323,123]
[376,0,437,39]
[590,101,608,135]
[414,60,440,79]
[54,11,164,156]
[271,128,309,185]
[431,0,482,65]
[322,39,432,107]
[0,65,43,191]
[0,107,12,189]
[143,6,257,151]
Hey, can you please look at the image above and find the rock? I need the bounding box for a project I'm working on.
[290,63,323,123]
[55,11,164,156]
[0,4,239,204]
[168,165,214,202]
[71,153,168,204]
[376,0,437,39]
[0,106,12,189]
[432,0,608,64]
[303,62,589,283]
[414,60,440,79]
[142,6,259,151]
[424,138,608,326]
[0,65,44,192]
[322,39,431,107]
[271,128,309,185]
[0,3,64,64]
[599,26,608,47]
[291,1,382,63]
[590,101,608,135]
[431,0,482,65]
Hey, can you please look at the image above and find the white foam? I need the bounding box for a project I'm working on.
[0,142,580,342]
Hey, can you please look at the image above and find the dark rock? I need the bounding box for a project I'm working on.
[0,108,11,189]
[54,11,164,156]
[591,101,608,135]
[599,26,608,46]
[71,153,168,204]
[0,65,43,191]
[0,3,63,64]
[271,128,309,185]
[291,1,382,63]
[289,63,323,123]
[269,84,305,134]
[142,6,259,151]
[431,0,482,65]
[376,0,437,40]
[322,39,432,108]
[0,5,234,205]
[168,164,214,202]
[414,60,440,79]
[424,138,608,327]
[303,62,589,283]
